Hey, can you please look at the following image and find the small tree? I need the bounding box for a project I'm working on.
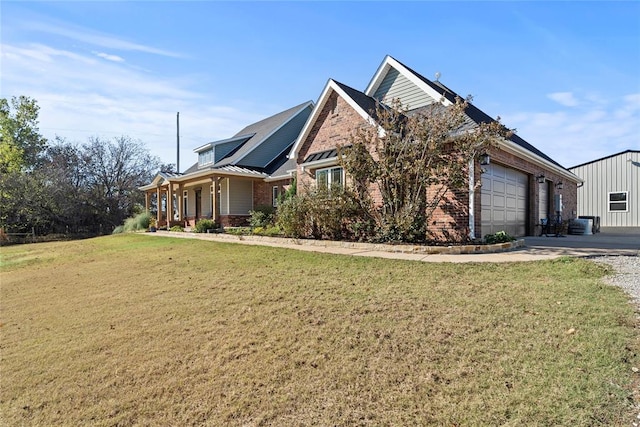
[0,96,48,173]
[339,97,510,243]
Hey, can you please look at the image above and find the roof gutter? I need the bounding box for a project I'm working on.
[497,139,583,184]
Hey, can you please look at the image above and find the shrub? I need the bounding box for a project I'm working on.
[112,225,125,234]
[276,187,369,241]
[225,227,252,236]
[122,212,152,232]
[193,219,219,233]
[484,230,515,244]
[276,195,311,238]
[170,225,184,232]
[249,205,276,228]
[252,225,282,237]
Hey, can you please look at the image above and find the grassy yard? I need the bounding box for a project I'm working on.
[1,234,638,426]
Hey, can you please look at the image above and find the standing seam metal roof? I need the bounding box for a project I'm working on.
[213,101,312,168]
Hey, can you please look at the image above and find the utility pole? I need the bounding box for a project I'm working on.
[176,112,180,174]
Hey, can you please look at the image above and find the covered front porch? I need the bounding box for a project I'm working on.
[140,169,266,228]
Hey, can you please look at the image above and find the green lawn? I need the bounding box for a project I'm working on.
[1,234,638,426]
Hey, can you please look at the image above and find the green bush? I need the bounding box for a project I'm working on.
[112,225,125,234]
[122,212,152,232]
[275,187,368,241]
[225,227,252,236]
[276,195,311,238]
[484,230,515,244]
[252,225,282,237]
[169,225,184,232]
[249,205,276,228]
[193,219,219,233]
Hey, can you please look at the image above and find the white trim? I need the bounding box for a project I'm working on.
[289,80,381,160]
[300,156,340,172]
[365,55,453,106]
[264,171,294,182]
[315,165,344,189]
[468,159,475,240]
[193,133,255,154]
[193,142,213,153]
[232,101,313,165]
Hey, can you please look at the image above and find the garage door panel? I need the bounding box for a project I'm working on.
[481,164,528,237]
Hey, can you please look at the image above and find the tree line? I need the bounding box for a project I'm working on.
[0,96,165,236]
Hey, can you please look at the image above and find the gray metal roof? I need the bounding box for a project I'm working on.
[214,101,312,168]
[303,148,339,164]
[268,157,297,178]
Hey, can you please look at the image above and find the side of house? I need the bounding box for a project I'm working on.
[569,150,640,229]
[290,55,581,239]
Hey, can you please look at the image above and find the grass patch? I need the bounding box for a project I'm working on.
[1,235,638,425]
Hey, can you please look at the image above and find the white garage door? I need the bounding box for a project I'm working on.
[481,164,528,237]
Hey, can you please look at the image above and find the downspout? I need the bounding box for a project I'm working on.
[468,158,475,241]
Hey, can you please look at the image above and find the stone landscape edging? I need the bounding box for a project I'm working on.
[153,230,525,255]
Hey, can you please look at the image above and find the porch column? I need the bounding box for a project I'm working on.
[144,192,150,213]
[177,184,184,222]
[156,186,161,225]
[167,181,172,224]
[212,175,222,222]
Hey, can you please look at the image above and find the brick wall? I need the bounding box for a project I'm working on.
[254,179,292,208]
[296,92,370,190]
[220,215,250,227]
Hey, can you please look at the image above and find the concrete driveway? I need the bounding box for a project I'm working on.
[523,228,640,258]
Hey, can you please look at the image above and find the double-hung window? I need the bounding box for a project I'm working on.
[272,186,280,207]
[608,191,628,212]
[315,166,343,190]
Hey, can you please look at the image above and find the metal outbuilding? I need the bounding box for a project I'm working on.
[569,150,639,228]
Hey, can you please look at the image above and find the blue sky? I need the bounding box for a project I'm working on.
[2,1,639,170]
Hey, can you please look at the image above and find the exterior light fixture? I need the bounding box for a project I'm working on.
[555,181,563,190]
[479,153,490,166]
[536,174,546,184]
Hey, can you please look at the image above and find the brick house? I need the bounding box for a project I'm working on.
[290,56,581,239]
[140,101,313,227]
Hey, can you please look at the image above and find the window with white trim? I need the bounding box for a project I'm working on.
[198,149,213,167]
[272,186,280,207]
[315,166,343,190]
[608,191,628,212]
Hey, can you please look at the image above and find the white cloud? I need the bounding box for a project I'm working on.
[0,41,265,169]
[94,52,125,63]
[24,20,183,58]
[502,92,640,168]
[547,92,579,107]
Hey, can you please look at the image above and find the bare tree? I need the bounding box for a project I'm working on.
[81,136,161,229]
